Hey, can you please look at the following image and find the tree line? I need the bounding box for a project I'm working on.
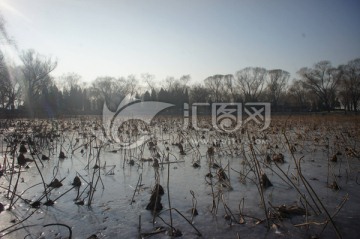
[1,16,359,117]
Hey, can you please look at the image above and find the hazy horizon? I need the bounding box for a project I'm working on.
[1,0,360,83]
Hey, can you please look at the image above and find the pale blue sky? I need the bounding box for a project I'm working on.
[1,0,360,83]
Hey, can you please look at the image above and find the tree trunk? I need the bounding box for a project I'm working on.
[353,100,358,112]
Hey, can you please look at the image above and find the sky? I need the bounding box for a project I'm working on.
[0,0,360,84]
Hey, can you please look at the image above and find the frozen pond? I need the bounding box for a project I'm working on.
[0,116,360,238]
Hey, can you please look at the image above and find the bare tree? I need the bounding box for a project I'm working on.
[141,73,156,91]
[288,79,310,110]
[126,74,138,95]
[0,15,20,109]
[164,75,191,92]
[235,67,267,102]
[57,72,81,92]
[92,76,130,111]
[266,69,290,110]
[298,61,340,112]
[189,83,210,104]
[161,76,175,91]
[223,74,238,102]
[338,58,360,111]
[20,49,57,115]
[92,76,117,110]
[179,74,191,90]
[3,65,22,109]
[0,50,11,108]
[204,74,229,102]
